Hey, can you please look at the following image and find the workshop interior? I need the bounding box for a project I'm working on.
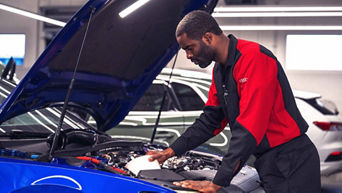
[0,0,341,192]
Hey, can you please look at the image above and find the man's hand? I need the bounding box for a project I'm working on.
[146,147,175,164]
[173,180,222,193]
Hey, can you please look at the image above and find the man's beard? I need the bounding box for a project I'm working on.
[195,41,215,68]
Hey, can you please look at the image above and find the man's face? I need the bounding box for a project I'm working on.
[177,33,214,68]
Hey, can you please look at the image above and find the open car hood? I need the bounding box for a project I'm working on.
[0,0,218,131]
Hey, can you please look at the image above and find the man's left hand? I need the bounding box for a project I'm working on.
[173,180,222,193]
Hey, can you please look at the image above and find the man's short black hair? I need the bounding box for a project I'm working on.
[176,10,222,40]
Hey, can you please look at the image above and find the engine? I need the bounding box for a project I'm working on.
[0,136,262,193]
[57,141,262,193]
[66,142,222,175]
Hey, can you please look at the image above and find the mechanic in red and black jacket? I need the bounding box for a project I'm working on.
[147,10,321,193]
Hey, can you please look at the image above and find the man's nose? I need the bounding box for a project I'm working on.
[186,51,193,59]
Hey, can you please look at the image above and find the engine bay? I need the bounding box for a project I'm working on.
[0,130,262,193]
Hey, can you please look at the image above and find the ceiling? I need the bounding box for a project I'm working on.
[39,0,261,42]
[39,0,342,45]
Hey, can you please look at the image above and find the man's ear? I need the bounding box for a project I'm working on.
[202,32,213,45]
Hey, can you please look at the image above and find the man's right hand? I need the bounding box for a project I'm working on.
[146,147,175,164]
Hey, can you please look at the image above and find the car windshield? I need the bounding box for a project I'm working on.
[0,107,90,134]
[171,82,205,111]
[132,83,174,111]
[0,80,91,135]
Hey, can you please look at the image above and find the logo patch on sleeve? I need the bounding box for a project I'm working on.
[239,77,248,83]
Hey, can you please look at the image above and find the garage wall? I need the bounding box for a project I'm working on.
[0,0,39,77]
[172,35,342,115]
[170,0,342,113]
[223,31,342,115]
[39,0,86,6]
[0,0,86,78]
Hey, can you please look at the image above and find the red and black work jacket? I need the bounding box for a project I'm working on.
[170,34,308,187]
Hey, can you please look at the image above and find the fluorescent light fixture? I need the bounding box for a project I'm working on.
[119,0,150,18]
[0,3,66,27]
[220,25,342,31]
[213,12,342,17]
[214,6,342,12]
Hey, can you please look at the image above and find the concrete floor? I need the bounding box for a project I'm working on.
[321,172,342,192]
[322,172,342,184]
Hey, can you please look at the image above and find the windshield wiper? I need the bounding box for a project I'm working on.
[150,52,178,144]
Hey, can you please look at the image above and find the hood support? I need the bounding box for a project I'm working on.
[150,52,178,144]
[49,7,96,160]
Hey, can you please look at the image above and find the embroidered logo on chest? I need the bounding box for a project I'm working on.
[239,77,248,83]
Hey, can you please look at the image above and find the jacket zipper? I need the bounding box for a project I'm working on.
[222,84,229,105]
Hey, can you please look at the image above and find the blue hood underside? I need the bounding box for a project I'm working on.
[0,0,218,131]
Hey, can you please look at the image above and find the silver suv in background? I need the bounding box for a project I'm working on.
[101,68,232,155]
[100,68,342,175]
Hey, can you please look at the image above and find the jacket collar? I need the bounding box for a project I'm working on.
[224,34,238,67]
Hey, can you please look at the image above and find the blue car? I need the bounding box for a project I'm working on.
[0,0,264,192]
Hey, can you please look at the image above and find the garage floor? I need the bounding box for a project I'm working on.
[321,172,342,192]
[322,171,342,182]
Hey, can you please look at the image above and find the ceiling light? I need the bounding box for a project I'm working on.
[119,0,150,18]
[0,3,66,27]
[214,6,342,12]
[219,25,342,31]
[213,12,342,17]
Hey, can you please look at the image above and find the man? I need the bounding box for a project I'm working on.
[147,10,321,193]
